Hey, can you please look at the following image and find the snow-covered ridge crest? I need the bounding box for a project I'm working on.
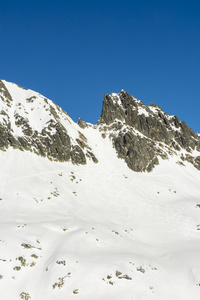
[0,79,98,165]
[1,80,74,132]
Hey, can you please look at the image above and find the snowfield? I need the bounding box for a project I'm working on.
[1,124,200,300]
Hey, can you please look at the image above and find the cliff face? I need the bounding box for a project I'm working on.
[98,90,200,172]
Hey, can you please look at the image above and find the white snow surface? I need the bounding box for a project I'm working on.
[1,80,77,136]
[137,106,149,117]
[1,128,200,299]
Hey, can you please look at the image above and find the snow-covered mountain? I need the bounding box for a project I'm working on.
[1,79,200,300]
[0,79,98,164]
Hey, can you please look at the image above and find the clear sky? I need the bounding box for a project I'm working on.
[1,0,199,132]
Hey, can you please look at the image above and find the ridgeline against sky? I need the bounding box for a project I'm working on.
[0,0,199,131]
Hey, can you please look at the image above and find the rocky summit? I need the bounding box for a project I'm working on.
[98,90,200,171]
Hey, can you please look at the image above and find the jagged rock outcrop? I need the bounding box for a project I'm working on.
[78,118,88,129]
[98,90,200,171]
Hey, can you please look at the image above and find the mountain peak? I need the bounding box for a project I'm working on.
[98,90,149,125]
[98,90,200,172]
[0,79,98,165]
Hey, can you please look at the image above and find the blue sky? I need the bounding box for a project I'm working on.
[1,0,199,131]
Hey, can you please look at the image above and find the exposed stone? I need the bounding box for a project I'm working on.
[70,145,86,165]
[86,150,98,163]
[0,80,13,103]
[15,114,33,136]
[98,90,200,172]
[0,80,89,165]
[78,118,88,129]
[194,156,200,170]
[113,131,159,172]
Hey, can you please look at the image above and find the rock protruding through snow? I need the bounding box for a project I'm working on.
[0,79,97,165]
[98,90,200,171]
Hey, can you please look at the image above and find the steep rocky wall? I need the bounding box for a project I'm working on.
[98,90,200,172]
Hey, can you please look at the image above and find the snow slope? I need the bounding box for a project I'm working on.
[1,79,74,134]
[1,123,200,300]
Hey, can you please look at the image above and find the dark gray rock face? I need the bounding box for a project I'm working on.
[113,131,159,172]
[0,79,98,165]
[98,90,200,172]
[78,118,88,129]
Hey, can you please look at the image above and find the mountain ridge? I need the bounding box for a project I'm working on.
[1,79,199,172]
[0,79,98,165]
